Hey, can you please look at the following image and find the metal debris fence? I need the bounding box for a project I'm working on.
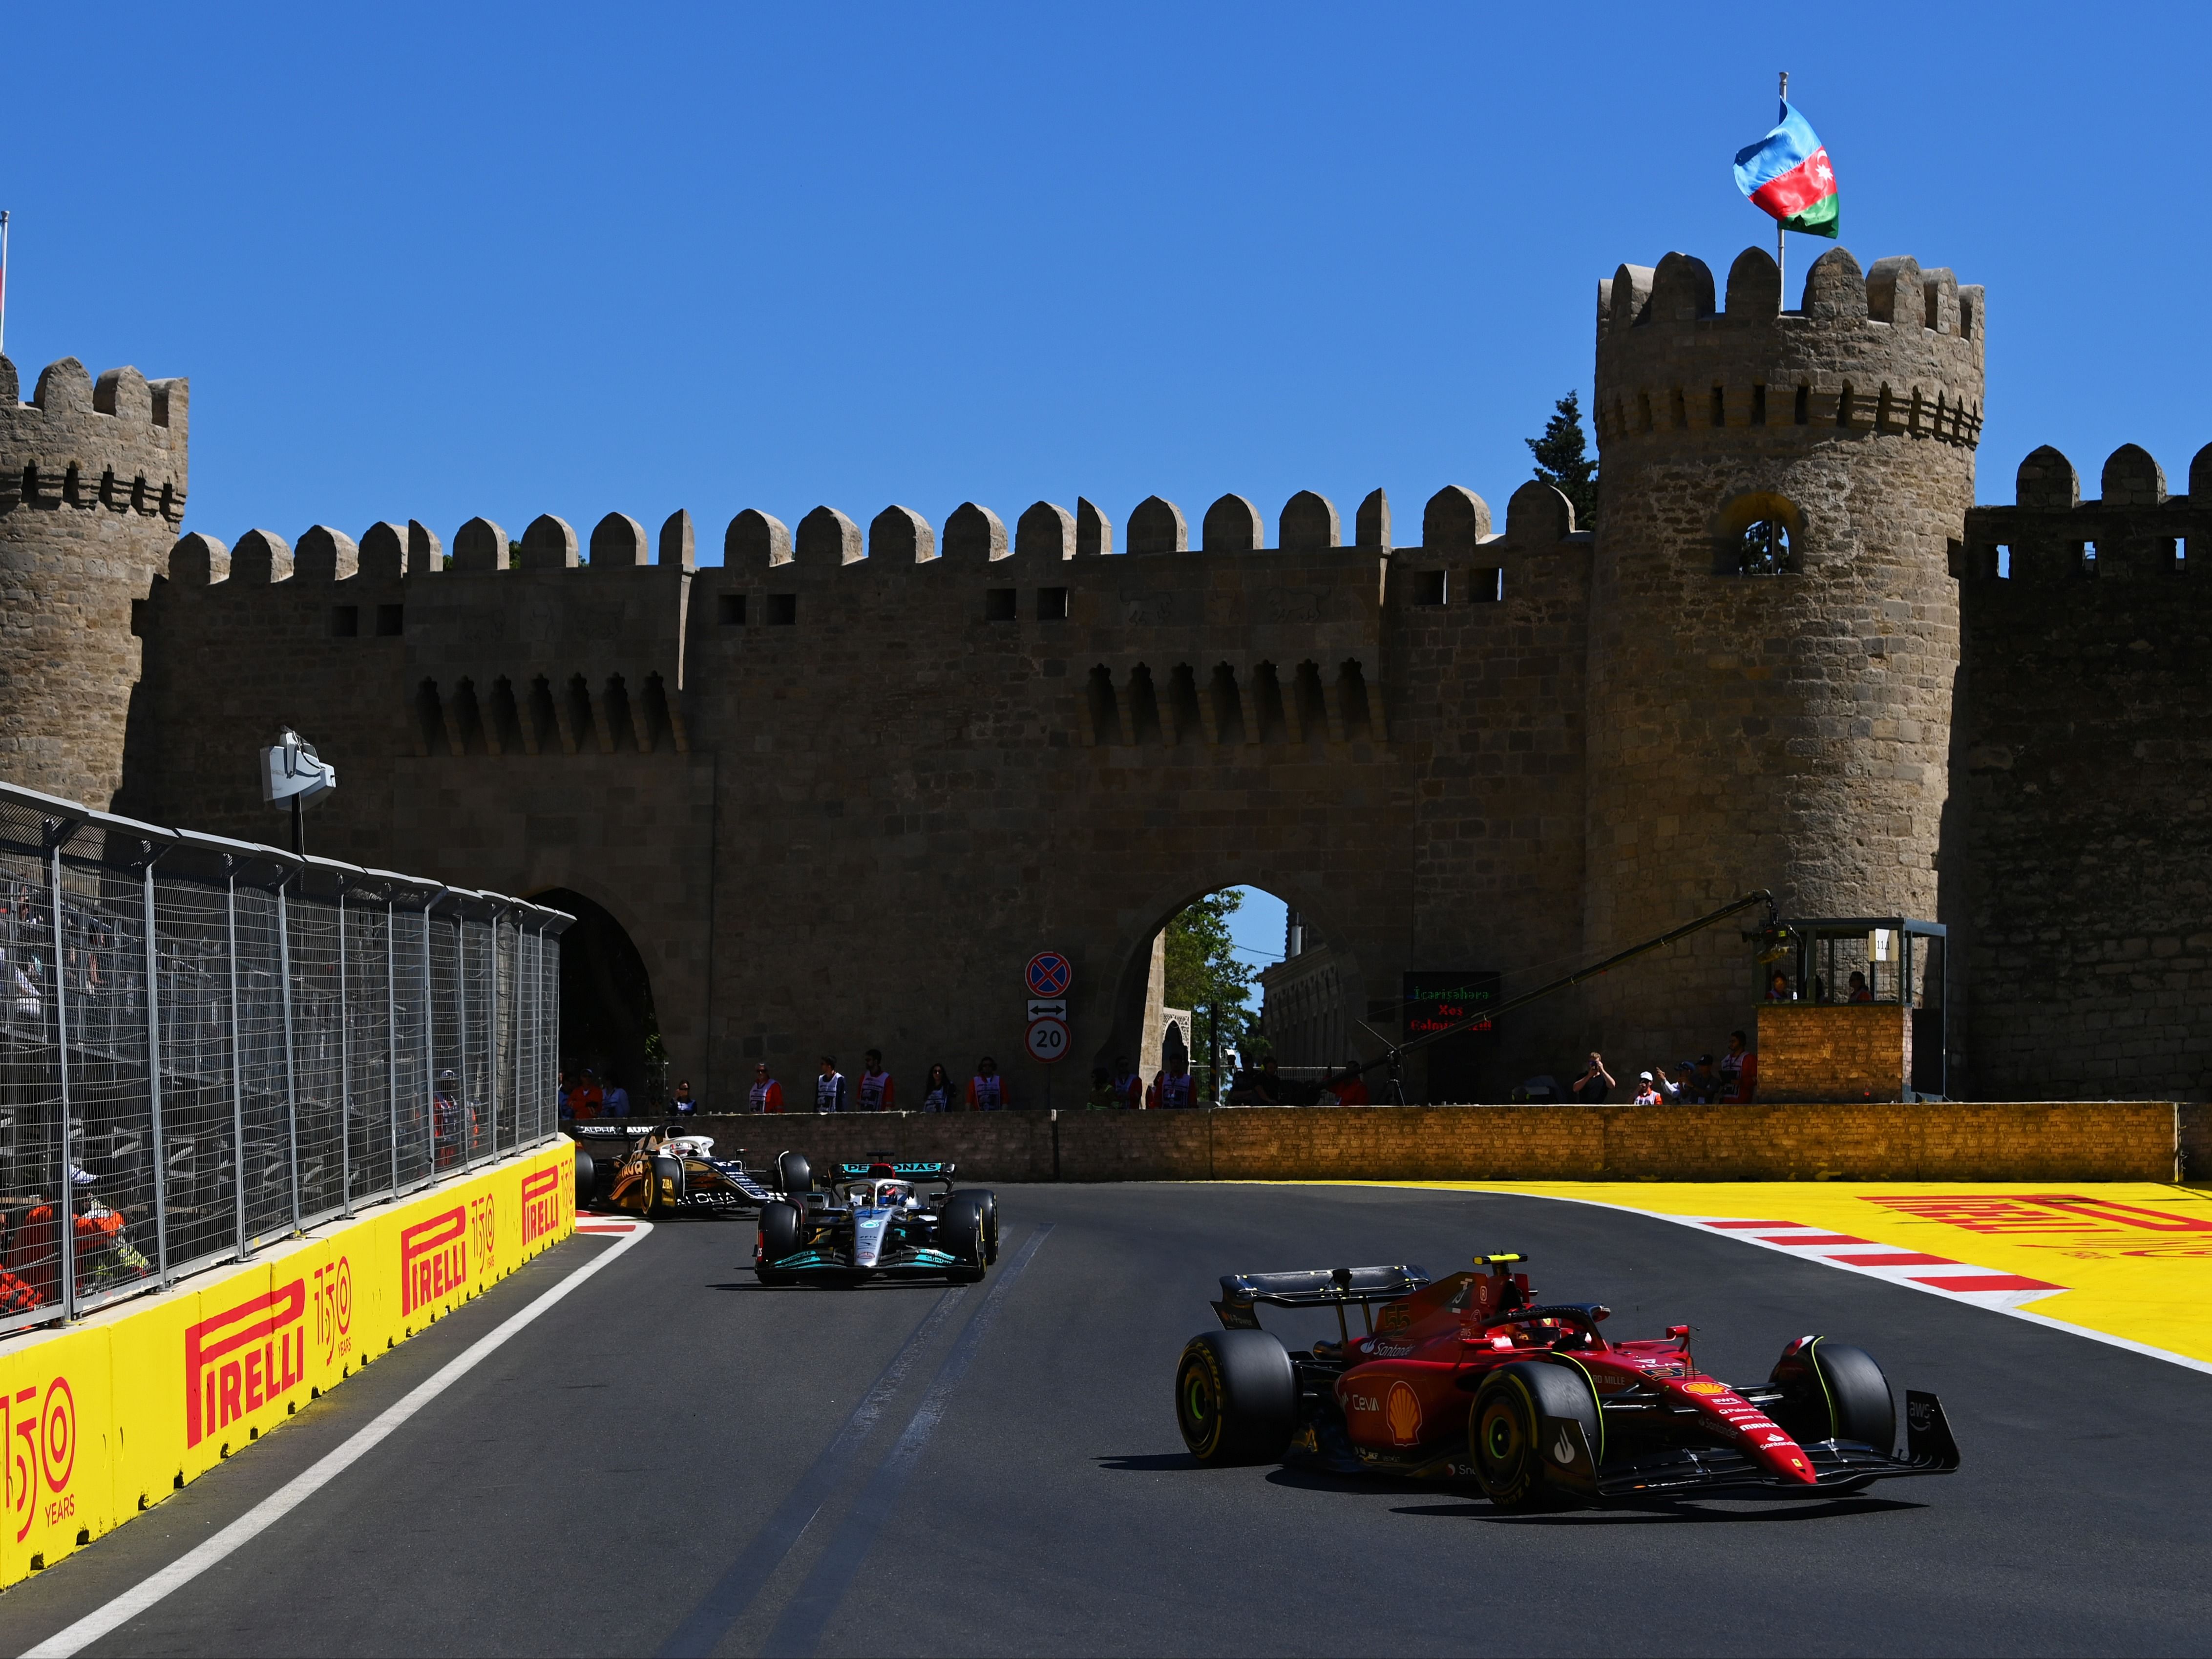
[0,778,570,1336]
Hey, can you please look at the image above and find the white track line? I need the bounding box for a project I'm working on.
[21,1221,651,1659]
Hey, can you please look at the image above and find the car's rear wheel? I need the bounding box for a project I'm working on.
[571,1150,597,1210]
[939,1194,988,1282]
[1175,1330,1296,1465]
[1768,1337,1895,1450]
[756,1200,804,1285]
[1471,1362,1597,1511]
[968,1190,1000,1264]
[777,1152,811,1197]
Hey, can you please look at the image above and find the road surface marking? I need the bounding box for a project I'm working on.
[21,1221,652,1659]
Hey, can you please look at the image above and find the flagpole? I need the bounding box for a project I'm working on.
[1775,73,1788,295]
[0,210,10,361]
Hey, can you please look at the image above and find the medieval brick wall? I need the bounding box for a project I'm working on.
[1954,443,2212,1103]
[1756,1004,1913,1103]
[671,1100,2176,1183]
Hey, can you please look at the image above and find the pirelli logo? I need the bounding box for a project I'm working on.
[185,1281,307,1448]
[521,1166,561,1249]
[400,1206,468,1316]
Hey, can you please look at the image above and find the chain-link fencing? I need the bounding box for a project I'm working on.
[0,779,570,1337]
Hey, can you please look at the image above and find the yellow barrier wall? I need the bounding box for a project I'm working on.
[0,1141,574,1586]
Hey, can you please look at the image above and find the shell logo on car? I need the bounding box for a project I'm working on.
[185,1281,308,1449]
[1385,1380,1423,1446]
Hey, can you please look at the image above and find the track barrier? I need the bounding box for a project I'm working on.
[0,1137,574,1587]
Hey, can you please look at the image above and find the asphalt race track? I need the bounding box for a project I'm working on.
[2,1182,2209,1657]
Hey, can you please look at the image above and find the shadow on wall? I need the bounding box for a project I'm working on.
[534,885,659,1102]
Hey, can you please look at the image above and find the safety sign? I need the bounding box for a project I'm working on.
[1025,952,1073,998]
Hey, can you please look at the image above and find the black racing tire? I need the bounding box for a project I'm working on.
[972,1191,1000,1264]
[1769,1338,1895,1450]
[777,1152,811,1197]
[1470,1361,1599,1512]
[646,1154,683,1218]
[572,1149,597,1210]
[756,1200,805,1284]
[939,1193,988,1281]
[1175,1330,1297,1465]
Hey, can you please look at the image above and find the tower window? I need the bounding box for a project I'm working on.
[1037,587,1069,620]
[1738,521,1793,575]
[1750,385,1767,426]
[768,593,798,625]
[986,587,1018,622]
[717,593,746,625]
[330,605,359,638]
[1794,385,1811,425]
[1710,386,1727,427]
[1412,570,1447,606]
[376,603,405,636]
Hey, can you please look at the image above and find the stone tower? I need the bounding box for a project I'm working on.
[1582,244,1983,1062]
[0,354,189,806]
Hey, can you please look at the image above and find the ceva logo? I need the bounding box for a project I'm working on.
[400,1207,468,1317]
[185,1281,307,1449]
[520,1167,560,1249]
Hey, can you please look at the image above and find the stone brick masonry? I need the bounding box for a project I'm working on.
[3,233,2208,1116]
[669,1100,2178,1184]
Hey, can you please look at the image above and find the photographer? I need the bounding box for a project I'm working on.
[1570,1051,1616,1105]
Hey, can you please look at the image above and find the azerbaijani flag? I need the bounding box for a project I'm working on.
[1733,101,1839,237]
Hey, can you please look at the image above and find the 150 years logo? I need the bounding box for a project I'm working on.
[6,1377,74,1541]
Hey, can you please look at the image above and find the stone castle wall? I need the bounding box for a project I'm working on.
[0,356,188,805]
[1583,246,1981,1068]
[7,236,2212,1110]
[1955,443,2212,1102]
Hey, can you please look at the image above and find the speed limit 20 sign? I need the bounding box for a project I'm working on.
[1024,1017,1069,1064]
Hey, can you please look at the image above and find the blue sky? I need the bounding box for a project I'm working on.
[6,2,2203,557]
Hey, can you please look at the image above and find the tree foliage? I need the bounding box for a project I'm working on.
[1164,889,1251,1018]
[1526,389,1599,529]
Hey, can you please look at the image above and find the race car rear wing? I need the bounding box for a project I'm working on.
[834,1160,958,1183]
[567,1123,655,1143]
[1213,1264,1431,1333]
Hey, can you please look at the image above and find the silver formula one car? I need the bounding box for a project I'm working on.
[754,1156,999,1285]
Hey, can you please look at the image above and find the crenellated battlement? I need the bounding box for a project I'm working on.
[1593,246,1983,459]
[0,354,189,521]
[1961,441,2212,582]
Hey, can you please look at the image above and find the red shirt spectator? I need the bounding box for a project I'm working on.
[1326,1066,1371,1106]
[748,1064,785,1113]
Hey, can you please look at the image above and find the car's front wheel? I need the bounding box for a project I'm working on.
[756,1200,804,1285]
[1768,1337,1895,1450]
[1175,1330,1296,1465]
[939,1194,989,1282]
[1471,1362,1597,1511]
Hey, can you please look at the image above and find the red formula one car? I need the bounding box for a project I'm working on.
[1174,1253,1959,1509]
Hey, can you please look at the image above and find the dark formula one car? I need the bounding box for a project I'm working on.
[569,1123,780,1218]
[1175,1252,1960,1509]
[754,1157,999,1285]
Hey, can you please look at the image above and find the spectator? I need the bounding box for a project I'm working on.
[1085,1067,1118,1110]
[1327,1061,1372,1106]
[603,1077,632,1118]
[1110,1055,1143,1109]
[568,1069,605,1119]
[671,1079,699,1115]
[967,1056,1010,1111]
[920,1062,955,1113]
[434,1069,463,1167]
[556,1070,573,1120]
[1226,1056,1285,1106]
[1847,970,1873,1003]
[1570,1051,1615,1104]
[1151,1054,1198,1109]
[1718,1031,1750,1101]
[1767,970,1793,1001]
[748,1063,785,1113]
[1657,1063,1692,1104]
[1721,1031,1758,1102]
[815,1056,849,1113]
[1633,1071,1663,1106]
[857,1050,896,1112]
[1691,1054,1720,1101]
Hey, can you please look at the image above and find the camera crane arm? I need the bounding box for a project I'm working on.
[1349,890,1779,1099]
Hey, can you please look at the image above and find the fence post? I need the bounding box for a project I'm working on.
[277,873,301,1234]
[423,890,443,1183]
[386,897,400,1197]
[225,861,249,1261]
[337,881,351,1218]
[47,834,76,1323]
[453,903,469,1169]
[488,904,505,1162]
[141,851,171,1287]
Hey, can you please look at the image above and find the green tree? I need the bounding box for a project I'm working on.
[1164,889,1250,1017]
[1526,389,1599,529]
